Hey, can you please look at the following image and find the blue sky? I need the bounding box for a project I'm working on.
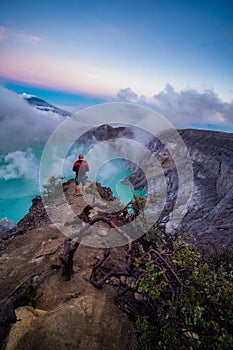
[0,0,233,130]
[1,81,106,106]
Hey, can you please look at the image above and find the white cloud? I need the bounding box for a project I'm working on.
[56,105,83,114]
[117,84,233,131]
[0,26,41,43]
[117,87,138,103]
[0,86,62,152]
[0,149,38,180]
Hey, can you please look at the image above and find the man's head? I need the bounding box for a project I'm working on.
[78,154,84,160]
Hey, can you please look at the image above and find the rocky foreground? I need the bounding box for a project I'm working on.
[0,180,137,350]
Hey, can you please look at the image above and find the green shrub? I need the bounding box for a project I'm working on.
[134,229,233,349]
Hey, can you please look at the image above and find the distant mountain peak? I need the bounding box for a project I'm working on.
[22,93,71,118]
[21,92,36,99]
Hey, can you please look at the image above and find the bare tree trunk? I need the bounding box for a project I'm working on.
[59,239,79,281]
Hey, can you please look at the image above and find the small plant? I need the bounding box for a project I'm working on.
[130,194,146,216]
[42,175,64,199]
[87,181,116,201]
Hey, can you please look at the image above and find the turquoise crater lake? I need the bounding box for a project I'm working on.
[0,155,145,223]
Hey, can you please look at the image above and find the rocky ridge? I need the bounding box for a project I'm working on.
[77,123,134,145]
[0,180,137,349]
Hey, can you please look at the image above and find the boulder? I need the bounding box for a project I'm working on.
[6,295,137,350]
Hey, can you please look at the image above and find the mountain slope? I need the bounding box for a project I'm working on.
[128,128,233,246]
[22,94,71,117]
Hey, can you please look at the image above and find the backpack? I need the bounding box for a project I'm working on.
[73,160,89,176]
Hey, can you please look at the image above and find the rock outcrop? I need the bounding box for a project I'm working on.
[0,219,16,237]
[0,197,51,241]
[5,295,136,350]
[78,124,134,145]
[0,180,137,349]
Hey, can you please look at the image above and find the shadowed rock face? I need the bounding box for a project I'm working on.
[178,129,233,245]
[128,129,233,246]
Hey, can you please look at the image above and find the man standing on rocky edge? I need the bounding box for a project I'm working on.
[72,154,90,196]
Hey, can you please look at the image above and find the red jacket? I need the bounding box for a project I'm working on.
[72,160,89,176]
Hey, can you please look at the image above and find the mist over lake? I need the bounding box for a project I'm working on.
[0,144,139,222]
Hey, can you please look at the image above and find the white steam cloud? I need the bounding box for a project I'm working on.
[117,84,233,131]
[0,86,63,153]
[117,87,138,103]
[0,149,38,181]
